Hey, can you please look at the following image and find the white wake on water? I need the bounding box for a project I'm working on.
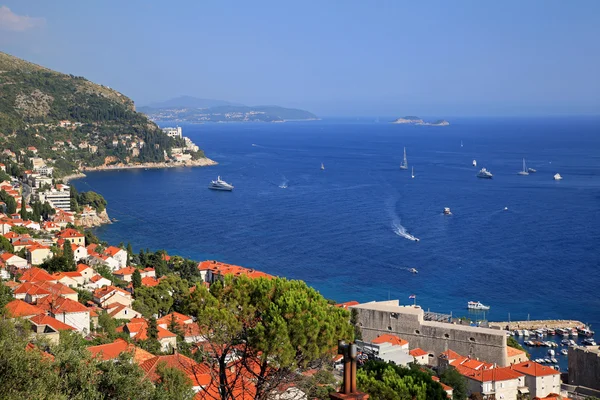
[279,175,289,188]
[392,220,420,242]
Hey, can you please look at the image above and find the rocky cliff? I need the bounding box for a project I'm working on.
[75,209,111,228]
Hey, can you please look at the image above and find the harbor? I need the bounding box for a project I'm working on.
[489,319,585,331]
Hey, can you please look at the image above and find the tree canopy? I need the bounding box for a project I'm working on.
[189,275,353,400]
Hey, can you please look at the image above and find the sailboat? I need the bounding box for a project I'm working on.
[517,158,529,175]
[320,163,325,170]
[411,167,415,179]
[461,140,463,148]
[400,147,408,170]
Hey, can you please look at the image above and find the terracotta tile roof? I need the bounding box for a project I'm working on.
[511,361,560,377]
[507,346,526,357]
[113,266,136,275]
[157,312,193,327]
[36,281,77,296]
[76,263,92,273]
[431,376,453,392]
[13,282,52,297]
[104,246,124,257]
[57,228,84,239]
[119,318,177,341]
[457,365,523,382]
[19,267,56,283]
[93,285,130,299]
[335,300,360,309]
[87,338,154,364]
[30,313,76,331]
[0,252,18,261]
[140,276,159,287]
[37,295,90,314]
[440,349,463,360]
[409,348,428,357]
[5,299,44,318]
[372,334,409,347]
[197,260,273,280]
[139,353,211,387]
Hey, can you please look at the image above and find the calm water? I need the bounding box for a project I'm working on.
[75,117,600,328]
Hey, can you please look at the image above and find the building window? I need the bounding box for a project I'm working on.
[387,326,392,331]
[444,333,450,338]
[469,337,475,342]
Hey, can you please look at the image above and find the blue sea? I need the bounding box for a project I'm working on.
[74,117,600,329]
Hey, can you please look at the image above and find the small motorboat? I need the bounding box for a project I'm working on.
[443,207,452,215]
[582,338,597,346]
[409,268,418,274]
[504,206,508,211]
[551,357,558,364]
[472,159,477,167]
[553,173,563,180]
[561,349,568,355]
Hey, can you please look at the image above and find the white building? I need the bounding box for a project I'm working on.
[511,361,562,398]
[162,126,182,138]
[39,188,71,211]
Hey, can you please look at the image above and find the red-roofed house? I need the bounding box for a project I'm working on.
[87,338,154,364]
[76,264,94,282]
[13,281,51,302]
[0,252,27,269]
[117,318,177,352]
[197,260,273,284]
[52,271,84,287]
[140,276,160,287]
[26,242,52,265]
[42,221,61,232]
[511,361,561,398]
[113,266,136,282]
[140,267,155,278]
[56,228,84,246]
[105,302,138,320]
[29,314,76,344]
[409,348,430,365]
[93,285,132,308]
[431,376,454,399]
[139,353,211,393]
[459,366,525,400]
[36,295,91,333]
[507,346,528,365]
[103,246,127,269]
[85,274,112,290]
[5,299,44,318]
[372,334,409,349]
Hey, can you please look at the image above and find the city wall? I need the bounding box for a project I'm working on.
[351,300,508,367]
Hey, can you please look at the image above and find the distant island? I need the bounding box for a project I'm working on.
[392,116,450,126]
[140,96,318,123]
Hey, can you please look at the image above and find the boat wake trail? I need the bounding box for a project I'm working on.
[392,220,420,242]
[386,196,419,242]
[279,176,289,189]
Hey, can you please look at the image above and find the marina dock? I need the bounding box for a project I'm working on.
[489,320,585,331]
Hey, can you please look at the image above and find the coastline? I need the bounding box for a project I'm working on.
[81,157,218,172]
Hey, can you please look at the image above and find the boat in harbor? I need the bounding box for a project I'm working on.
[561,349,568,355]
[467,301,490,310]
[477,168,493,179]
[208,176,234,191]
[517,158,530,175]
[400,147,408,170]
[553,173,563,180]
[443,207,452,215]
[582,338,597,346]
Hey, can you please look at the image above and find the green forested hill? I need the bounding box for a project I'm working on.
[0,52,204,177]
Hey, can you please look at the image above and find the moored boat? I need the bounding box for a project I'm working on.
[467,301,490,310]
[477,168,493,179]
[208,176,234,191]
[553,173,563,180]
[517,158,530,175]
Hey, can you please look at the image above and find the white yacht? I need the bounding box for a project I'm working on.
[467,301,490,310]
[443,207,452,215]
[400,147,408,170]
[553,173,563,180]
[208,176,234,191]
[409,268,418,274]
[518,158,529,175]
[472,159,477,167]
[477,168,493,179]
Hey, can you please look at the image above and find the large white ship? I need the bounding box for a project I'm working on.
[477,168,493,179]
[208,176,234,191]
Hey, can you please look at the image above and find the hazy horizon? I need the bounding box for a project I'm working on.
[1,1,599,117]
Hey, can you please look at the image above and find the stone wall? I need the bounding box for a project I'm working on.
[568,345,600,391]
[351,300,508,366]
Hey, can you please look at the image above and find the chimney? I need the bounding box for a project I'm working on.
[329,340,369,400]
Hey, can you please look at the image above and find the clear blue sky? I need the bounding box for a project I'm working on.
[1,1,599,116]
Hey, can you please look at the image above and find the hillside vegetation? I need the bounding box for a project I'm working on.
[0,52,205,177]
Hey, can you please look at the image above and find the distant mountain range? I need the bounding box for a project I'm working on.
[140,96,318,123]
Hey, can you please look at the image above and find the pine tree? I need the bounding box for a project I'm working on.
[132,269,142,289]
[19,196,27,220]
[63,240,75,271]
